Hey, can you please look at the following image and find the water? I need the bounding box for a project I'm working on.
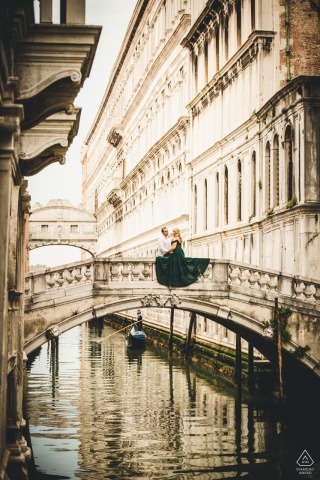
[26,319,320,480]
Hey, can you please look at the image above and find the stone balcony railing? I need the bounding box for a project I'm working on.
[24,258,320,307]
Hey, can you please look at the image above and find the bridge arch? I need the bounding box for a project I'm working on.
[24,295,320,390]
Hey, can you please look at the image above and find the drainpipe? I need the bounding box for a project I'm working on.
[285,0,291,81]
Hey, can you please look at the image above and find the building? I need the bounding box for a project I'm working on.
[81,0,320,357]
[0,1,100,478]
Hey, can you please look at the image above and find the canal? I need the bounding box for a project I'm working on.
[26,319,319,480]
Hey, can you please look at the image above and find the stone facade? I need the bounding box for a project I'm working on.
[0,1,100,478]
[81,0,320,355]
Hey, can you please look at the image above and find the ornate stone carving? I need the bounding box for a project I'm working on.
[141,293,182,308]
[107,129,123,148]
[45,325,61,340]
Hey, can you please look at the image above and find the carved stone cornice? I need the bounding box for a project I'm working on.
[181,0,219,50]
[19,109,80,176]
[15,24,101,129]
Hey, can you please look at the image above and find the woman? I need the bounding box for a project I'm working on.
[155,228,210,287]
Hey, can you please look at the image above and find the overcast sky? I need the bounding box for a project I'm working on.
[28,0,136,266]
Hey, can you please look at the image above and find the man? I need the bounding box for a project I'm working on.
[137,309,143,330]
[158,227,171,256]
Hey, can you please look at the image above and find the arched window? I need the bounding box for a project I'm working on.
[215,26,220,72]
[215,172,220,227]
[265,141,271,210]
[285,126,294,202]
[251,151,256,217]
[204,39,209,84]
[204,178,208,230]
[236,0,242,48]
[251,0,255,30]
[237,159,242,221]
[194,184,198,233]
[273,135,279,207]
[224,16,229,61]
[194,52,198,94]
[224,166,229,224]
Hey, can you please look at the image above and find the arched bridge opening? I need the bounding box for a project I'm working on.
[24,294,320,396]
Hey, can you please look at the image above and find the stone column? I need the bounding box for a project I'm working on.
[0,152,11,475]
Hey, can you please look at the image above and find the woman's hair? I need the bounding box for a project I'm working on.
[172,228,183,243]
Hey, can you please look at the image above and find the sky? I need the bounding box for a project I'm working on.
[28,0,136,267]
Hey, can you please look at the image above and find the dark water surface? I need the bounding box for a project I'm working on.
[26,320,320,480]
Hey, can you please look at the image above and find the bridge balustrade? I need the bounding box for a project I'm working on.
[24,258,320,306]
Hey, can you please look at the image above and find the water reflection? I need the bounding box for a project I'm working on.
[27,320,319,480]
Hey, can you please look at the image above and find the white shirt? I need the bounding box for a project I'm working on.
[158,234,171,256]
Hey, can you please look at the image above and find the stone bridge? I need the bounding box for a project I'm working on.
[24,258,320,387]
[28,199,97,255]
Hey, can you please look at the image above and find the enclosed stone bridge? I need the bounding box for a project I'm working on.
[24,258,320,386]
[28,199,97,255]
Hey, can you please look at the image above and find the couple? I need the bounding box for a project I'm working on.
[156,227,210,288]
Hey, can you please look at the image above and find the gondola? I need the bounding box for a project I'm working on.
[125,324,147,349]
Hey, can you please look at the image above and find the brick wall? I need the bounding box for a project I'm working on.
[280,0,320,80]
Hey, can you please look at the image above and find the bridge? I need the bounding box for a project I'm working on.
[24,258,320,388]
[28,199,97,256]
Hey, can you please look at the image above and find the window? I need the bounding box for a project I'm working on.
[237,159,242,221]
[251,151,256,217]
[194,184,198,233]
[273,135,279,207]
[41,225,48,232]
[236,0,242,48]
[251,0,255,30]
[215,172,220,227]
[285,126,294,202]
[265,141,271,210]
[70,225,79,233]
[224,166,229,224]
[215,26,220,72]
[204,39,209,84]
[204,178,208,230]
[224,15,229,61]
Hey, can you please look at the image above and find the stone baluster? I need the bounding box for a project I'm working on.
[258,273,269,291]
[267,274,278,294]
[66,269,74,284]
[75,268,83,281]
[110,263,122,282]
[84,265,92,280]
[56,272,64,287]
[303,283,315,302]
[46,274,55,288]
[142,262,152,280]
[315,285,320,303]
[239,268,250,287]
[131,262,142,281]
[229,265,240,285]
[249,270,260,289]
[122,262,130,281]
[294,280,306,300]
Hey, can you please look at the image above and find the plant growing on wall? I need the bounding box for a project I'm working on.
[262,306,292,344]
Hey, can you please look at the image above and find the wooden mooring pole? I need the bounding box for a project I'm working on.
[235,334,242,389]
[185,312,196,357]
[168,308,174,355]
[275,297,284,399]
[248,343,254,392]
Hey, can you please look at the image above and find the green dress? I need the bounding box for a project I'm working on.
[156,240,210,288]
